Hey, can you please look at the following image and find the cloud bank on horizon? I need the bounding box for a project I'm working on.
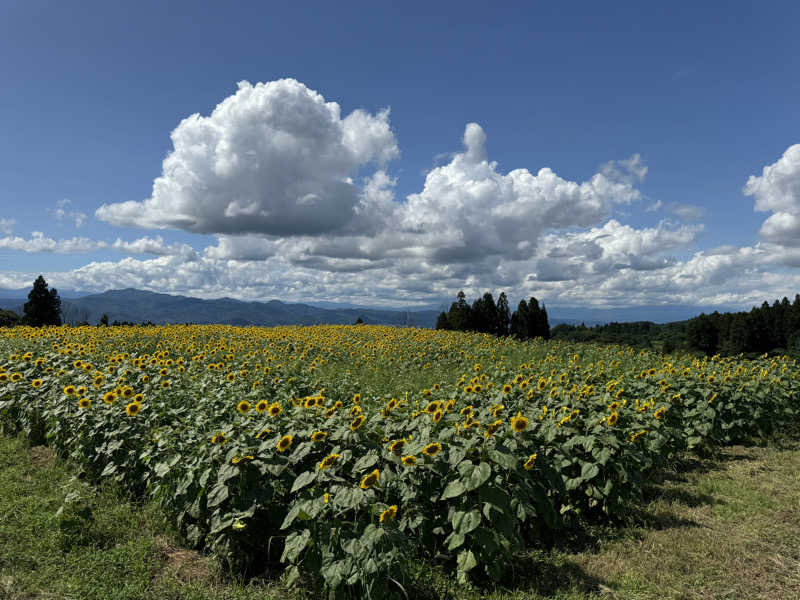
[2,78,800,309]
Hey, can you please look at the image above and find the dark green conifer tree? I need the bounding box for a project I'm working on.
[23,275,62,327]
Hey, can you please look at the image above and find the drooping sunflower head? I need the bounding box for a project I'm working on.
[523,453,538,470]
[388,439,406,455]
[379,505,398,524]
[360,469,380,490]
[484,419,503,437]
[276,434,293,452]
[432,409,443,424]
[422,442,442,457]
[349,414,366,431]
[318,453,340,470]
[311,430,328,442]
[236,400,251,414]
[511,411,529,433]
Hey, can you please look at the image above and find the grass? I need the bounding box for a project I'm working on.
[0,433,292,600]
[1,433,799,600]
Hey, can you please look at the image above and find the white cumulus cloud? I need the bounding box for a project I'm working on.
[0,232,105,253]
[745,144,800,246]
[95,79,398,237]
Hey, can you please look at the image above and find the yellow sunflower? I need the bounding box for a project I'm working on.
[379,505,398,524]
[360,469,380,489]
[318,453,340,470]
[422,442,442,457]
[510,411,529,433]
[276,434,293,452]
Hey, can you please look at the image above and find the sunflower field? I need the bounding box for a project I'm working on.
[0,324,797,597]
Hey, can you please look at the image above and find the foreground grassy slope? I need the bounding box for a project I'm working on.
[2,432,798,600]
[0,434,289,600]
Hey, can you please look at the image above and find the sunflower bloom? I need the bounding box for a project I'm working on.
[318,453,341,470]
[125,401,141,417]
[523,453,538,470]
[311,430,328,442]
[388,439,406,455]
[350,414,366,431]
[360,469,380,489]
[422,442,442,457]
[607,411,619,426]
[236,400,251,414]
[401,455,417,467]
[511,411,529,433]
[78,397,91,409]
[31,379,43,389]
[276,434,293,452]
[379,505,398,524]
[254,400,269,413]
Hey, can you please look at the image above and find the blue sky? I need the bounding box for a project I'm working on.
[1,0,799,309]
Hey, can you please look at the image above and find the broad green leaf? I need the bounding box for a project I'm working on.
[451,509,481,535]
[290,470,316,493]
[206,481,229,508]
[440,479,467,501]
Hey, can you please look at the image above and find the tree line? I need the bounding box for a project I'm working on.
[551,294,800,357]
[435,290,550,339]
[686,296,800,356]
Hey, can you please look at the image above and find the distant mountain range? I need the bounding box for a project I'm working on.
[0,289,441,328]
[0,287,739,328]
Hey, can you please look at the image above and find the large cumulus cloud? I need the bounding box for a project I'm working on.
[95,79,398,236]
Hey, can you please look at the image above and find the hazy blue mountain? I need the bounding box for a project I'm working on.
[2,288,440,328]
[547,304,739,325]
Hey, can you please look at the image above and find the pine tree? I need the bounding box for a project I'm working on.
[435,311,451,330]
[510,299,529,339]
[23,275,62,327]
[448,291,473,332]
[496,292,510,336]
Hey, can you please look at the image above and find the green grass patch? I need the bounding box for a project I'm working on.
[0,434,290,600]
